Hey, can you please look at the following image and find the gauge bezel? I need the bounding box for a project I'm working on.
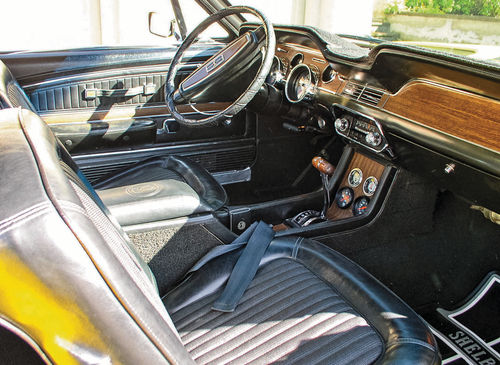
[347,168,363,188]
[285,64,315,103]
[266,56,284,86]
[363,176,378,196]
[321,64,337,83]
[335,186,354,209]
[290,53,304,68]
[352,196,370,216]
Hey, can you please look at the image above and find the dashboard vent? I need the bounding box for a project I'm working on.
[342,82,384,106]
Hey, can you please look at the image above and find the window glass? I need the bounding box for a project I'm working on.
[233,0,500,65]
[180,0,229,39]
[0,0,226,52]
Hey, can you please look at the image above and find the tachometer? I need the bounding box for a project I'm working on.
[285,64,315,103]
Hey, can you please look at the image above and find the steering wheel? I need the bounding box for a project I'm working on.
[165,6,275,126]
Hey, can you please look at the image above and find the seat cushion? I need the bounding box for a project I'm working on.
[164,236,440,365]
[94,155,228,225]
[169,258,383,364]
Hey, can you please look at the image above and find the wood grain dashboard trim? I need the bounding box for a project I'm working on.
[40,102,231,124]
[275,43,343,93]
[384,81,500,152]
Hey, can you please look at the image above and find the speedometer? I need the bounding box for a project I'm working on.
[285,64,315,103]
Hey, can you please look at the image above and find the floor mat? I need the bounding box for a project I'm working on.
[426,273,500,364]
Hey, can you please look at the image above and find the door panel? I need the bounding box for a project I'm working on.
[2,45,257,186]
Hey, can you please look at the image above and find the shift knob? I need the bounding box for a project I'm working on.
[312,156,335,176]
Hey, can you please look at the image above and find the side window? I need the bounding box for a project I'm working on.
[0,0,227,52]
[179,0,229,39]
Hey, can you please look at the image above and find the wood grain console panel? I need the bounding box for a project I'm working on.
[384,81,500,152]
[41,102,231,124]
[327,152,385,221]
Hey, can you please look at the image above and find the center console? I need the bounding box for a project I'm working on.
[273,105,397,235]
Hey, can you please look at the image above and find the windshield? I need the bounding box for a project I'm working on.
[232,0,500,64]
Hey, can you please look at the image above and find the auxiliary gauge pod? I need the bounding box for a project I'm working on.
[286,156,335,227]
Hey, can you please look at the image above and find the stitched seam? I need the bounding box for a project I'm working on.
[292,237,304,259]
[386,337,436,352]
[0,204,52,235]
[0,202,50,230]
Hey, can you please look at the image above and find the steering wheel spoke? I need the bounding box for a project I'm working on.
[165,6,275,126]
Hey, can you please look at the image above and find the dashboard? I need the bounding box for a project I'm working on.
[254,26,500,212]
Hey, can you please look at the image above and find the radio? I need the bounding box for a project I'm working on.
[332,104,394,158]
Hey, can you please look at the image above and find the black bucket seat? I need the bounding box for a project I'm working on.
[0,108,440,364]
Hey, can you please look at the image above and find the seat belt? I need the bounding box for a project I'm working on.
[212,221,275,312]
[186,221,259,275]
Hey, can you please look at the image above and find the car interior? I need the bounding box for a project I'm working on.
[0,3,499,365]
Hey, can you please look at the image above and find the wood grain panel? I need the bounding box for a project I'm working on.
[41,102,231,124]
[276,43,343,93]
[326,152,385,221]
[384,81,500,152]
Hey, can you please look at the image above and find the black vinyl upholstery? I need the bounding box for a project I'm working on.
[94,155,228,226]
[0,108,440,364]
[165,236,440,365]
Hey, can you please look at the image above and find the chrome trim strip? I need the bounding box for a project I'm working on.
[123,214,216,234]
[213,167,251,185]
[312,57,326,64]
[23,61,203,89]
[317,86,336,95]
[73,138,255,161]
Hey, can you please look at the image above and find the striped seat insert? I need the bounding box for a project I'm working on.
[169,258,383,365]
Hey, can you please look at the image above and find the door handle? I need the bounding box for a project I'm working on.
[83,84,156,100]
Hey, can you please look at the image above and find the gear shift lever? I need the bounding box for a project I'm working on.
[312,156,335,218]
[286,156,335,228]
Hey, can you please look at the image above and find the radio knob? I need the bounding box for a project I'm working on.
[334,118,349,132]
[365,131,382,147]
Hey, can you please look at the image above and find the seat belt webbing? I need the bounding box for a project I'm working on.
[212,221,275,312]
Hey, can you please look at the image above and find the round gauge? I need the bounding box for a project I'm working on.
[353,196,370,216]
[335,187,354,209]
[347,168,363,188]
[266,56,284,85]
[321,65,337,83]
[290,53,304,68]
[363,176,378,196]
[285,64,315,103]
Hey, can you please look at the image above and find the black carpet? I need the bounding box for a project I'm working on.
[129,223,226,295]
[315,168,500,313]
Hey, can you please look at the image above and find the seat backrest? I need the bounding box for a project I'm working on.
[0,108,194,364]
[0,60,36,110]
